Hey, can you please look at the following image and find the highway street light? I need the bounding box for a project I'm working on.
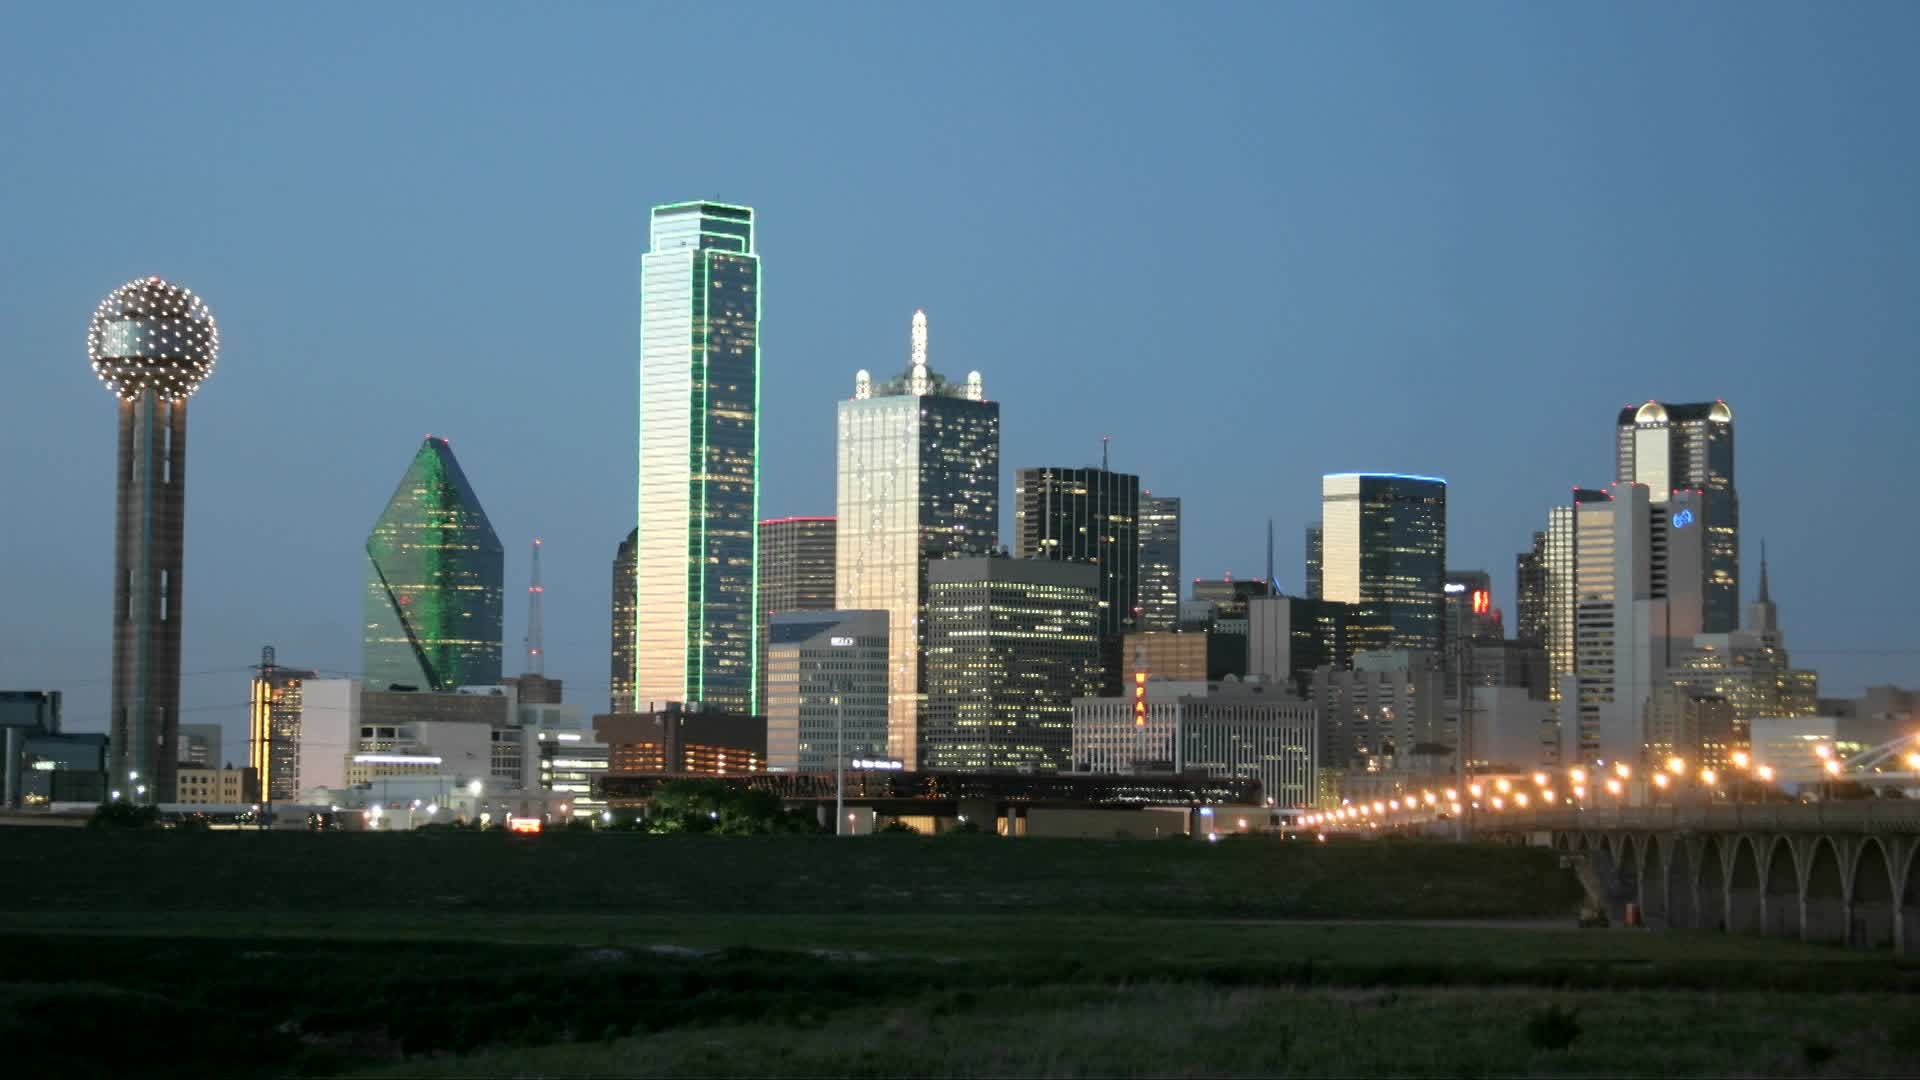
[1667,757,1686,775]
[1569,767,1587,785]
[1614,762,1632,779]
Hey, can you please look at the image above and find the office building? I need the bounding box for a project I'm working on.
[248,648,317,803]
[1541,507,1576,701]
[1463,686,1557,770]
[1465,638,1553,699]
[1644,688,1739,771]
[177,723,223,769]
[1515,531,1548,645]
[175,765,259,806]
[90,277,219,803]
[1072,677,1318,807]
[1246,594,1361,694]
[1750,716,1888,784]
[756,516,837,710]
[1190,578,1270,623]
[1122,629,1245,684]
[836,309,999,768]
[636,201,762,714]
[595,704,767,776]
[611,528,637,713]
[1310,648,1446,770]
[765,609,889,772]
[1304,525,1323,600]
[1015,466,1141,640]
[1443,570,1503,645]
[922,556,1101,772]
[363,436,505,691]
[503,674,563,706]
[1616,400,1738,631]
[3,691,106,808]
[1137,493,1181,631]
[1319,474,1447,652]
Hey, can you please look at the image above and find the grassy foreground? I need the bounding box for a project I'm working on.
[3,830,1914,1078]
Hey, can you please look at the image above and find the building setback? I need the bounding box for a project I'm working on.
[1318,474,1447,653]
[756,517,837,711]
[836,310,999,769]
[635,201,762,714]
[610,529,637,714]
[363,436,504,691]
[1137,494,1182,631]
[1615,400,1738,632]
[922,557,1101,772]
[765,609,890,772]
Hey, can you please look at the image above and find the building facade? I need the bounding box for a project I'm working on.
[1515,530,1548,645]
[1615,400,1738,632]
[1014,466,1141,640]
[1309,648,1446,770]
[756,517,837,710]
[635,201,762,714]
[1304,525,1323,600]
[91,277,219,804]
[922,557,1101,772]
[594,705,767,776]
[1246,594,1360,694]
[1137,493,1181,631]
[764,609,890,772]
[363,436,504,691]
[610,528,636,713]
[249,650,317,802]
[177,723,222,769]
[836,310,999,768]
[1072,678,1318,808]
[1319,474,1447,653]
[1443,569,1504,645]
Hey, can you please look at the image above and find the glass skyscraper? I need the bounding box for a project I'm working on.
[836,309,999,769]
[1319,474,1447,653]
[1137,493,1181,631]
[610,528,637,713]
[636,201,761,713]
[363,436,504,691]
[1615,400,1738,632]
[1014,466,1140,639]
[755,516,837,710]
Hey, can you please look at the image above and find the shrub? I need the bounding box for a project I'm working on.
[1524,1003,1580,1051]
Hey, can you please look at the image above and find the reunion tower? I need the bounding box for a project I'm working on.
[87,277,219,804]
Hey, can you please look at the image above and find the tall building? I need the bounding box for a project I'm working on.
[1304,525,1323,600]
[764,609,889,772]
[610,529,637,713]
[636,200,762,714]
[1515,531,1548,644]
[249,647,317,803]
[1669,553,1818,729]
[1541,506,1577,701]
[363,436,504,691]
[1015,467,1141,639]
[922,556,1101,772]
[1319,474,1447,652]
[1246,594,1361,693]
[89,277,219,804]
[177,723,223,768]
[836,310,999,768]
[1310,648,1446,770]
[1137,493,1181,631]
[1615,400,1738,631]
[756,517,837,710]
[1443,569,1504,645]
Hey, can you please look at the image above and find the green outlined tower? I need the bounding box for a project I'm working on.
[635,201,761,714]
[363,436,505,691]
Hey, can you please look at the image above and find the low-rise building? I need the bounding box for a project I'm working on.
[1072,676,1317,808]
[595,704,767,775]
[174,765,260,806]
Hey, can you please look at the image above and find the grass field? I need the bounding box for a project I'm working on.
[3,830,1915,1078]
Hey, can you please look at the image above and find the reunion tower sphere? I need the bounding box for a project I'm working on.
[86,276,219,401]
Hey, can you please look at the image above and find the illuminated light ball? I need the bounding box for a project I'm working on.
[86,276,219,401]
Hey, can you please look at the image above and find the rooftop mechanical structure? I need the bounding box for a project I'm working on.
[88,276,219,804]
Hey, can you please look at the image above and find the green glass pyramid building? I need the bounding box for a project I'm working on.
[363,436,504,690]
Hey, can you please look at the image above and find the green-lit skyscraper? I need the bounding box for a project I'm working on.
[364,436,504,690]
[635,201,761,713]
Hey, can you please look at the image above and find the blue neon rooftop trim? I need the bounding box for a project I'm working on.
[1323,472,1449,485]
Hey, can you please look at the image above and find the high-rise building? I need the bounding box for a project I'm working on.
[1542,506,1577,701]
[1669,552,1818,729]
[922,556,1100,772]
[1246,594,1362,694]
[1310,648,1446,770]
[756,517,837,709]
[836,310,999,768]
[1616,401,1738,631]
[1015,466,1141,639]
[636,200,762,714]
[764,609,889,772]
[1304,525,1323,600]
[1443,569,1504,645]
[89,277,219,804]
[248,647,317,803]
[1515,531,1548,644]
[611,529,637,713]
[1137,493,1181,631]
[1190,578,1271,623]
[1122,629,1245,684]
[177,723,223,769]
[363,436,504,691]
[1319,474,1447,652]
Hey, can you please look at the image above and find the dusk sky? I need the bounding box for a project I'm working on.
[3,3,1916,762]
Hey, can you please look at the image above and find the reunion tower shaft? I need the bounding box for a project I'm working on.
[89,278,219,804]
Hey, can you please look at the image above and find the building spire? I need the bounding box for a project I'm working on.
[909,309,930,396]
[525,537,545,675]
[1757,540,1771,604]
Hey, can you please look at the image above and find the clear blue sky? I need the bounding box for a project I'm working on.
[3,2,1915,762]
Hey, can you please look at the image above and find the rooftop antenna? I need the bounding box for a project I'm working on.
[525,538,545,675]
[1266,518,1277,595]
[1102,435,1110,471]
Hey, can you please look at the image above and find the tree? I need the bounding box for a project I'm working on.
[88,802,162,830]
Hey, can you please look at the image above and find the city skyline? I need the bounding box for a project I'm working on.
[4,5,1917,759]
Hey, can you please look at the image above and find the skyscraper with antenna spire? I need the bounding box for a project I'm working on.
[506,537,562,705]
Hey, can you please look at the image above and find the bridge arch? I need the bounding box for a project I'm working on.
[1802,837,1847,944]
[1616,833,1642,910]
[1723,835,1757,933]
[1704,834,1735,926]
[1900,843,1919,955]
[1639,834,1668,924]
[1762,836,1802,939]
[1848,837,1897,950]
[1666,839,1696,928]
